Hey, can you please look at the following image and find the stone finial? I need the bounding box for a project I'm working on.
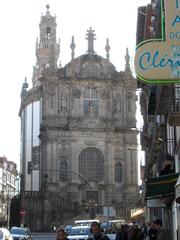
[105,38,110,61]
[21,77,28,99]
[86,27,96,53]
[23,77,28,90]
[46,4,50,14]
[125,48,131,73]
[70,36,76,60]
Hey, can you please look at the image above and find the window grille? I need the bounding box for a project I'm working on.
[84,88,98,113]
[172,87,180,112]
[60,159,68,182]
[78,148,103,182]
[32,146,40,165]
[115,162,122,183]
[43,43,49,48]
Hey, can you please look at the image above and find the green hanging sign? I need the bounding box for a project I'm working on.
[134,0,180,84]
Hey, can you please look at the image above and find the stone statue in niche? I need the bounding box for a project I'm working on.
[72,87,81,98]
[60,93,67,111]
[113,95,121,113]
[127,92,132,112]
[48,85,55,108]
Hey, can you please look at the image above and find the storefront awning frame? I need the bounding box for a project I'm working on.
[145,173,179,200]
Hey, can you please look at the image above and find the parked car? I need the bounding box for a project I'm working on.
[74,220,100,226]
[68,226,91,240]
[10,227,32,240]
[0,228,13,240]
[107,234,116,240]
[65,225,74,234]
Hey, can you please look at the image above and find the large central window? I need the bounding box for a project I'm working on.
[84,88,98,113]
[78,148,103,182]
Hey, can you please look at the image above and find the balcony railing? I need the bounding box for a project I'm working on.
[169,86,180,126]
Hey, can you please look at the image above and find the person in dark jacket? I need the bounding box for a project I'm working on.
[148,222,158,240]
[131,225,144,240]
[154,219,170,240]
[87,221,110,240]
[115,224,128,240]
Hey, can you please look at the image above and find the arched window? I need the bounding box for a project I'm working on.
[84,88,98,113]
[115,162,122,183]
[46,27,51,39]
[78,148,104,182]
[60,159,68,182]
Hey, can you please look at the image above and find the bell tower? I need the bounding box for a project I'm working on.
[32,4,60,85]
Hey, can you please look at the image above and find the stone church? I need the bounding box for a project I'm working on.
[19,5,139,231]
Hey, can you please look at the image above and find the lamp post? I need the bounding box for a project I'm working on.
[127,145,144,221]
[64,170,97,219]
[42,169,95,219]
[63,170,95,219]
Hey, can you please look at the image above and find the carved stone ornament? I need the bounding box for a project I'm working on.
[72,87,81,98]
[65,53,116,80]
[127,92,133,98]
[113,95,121,113]
[48,84,55,96]
[85,140,95,147]
[60,93,67,110]
[100,89,110,100]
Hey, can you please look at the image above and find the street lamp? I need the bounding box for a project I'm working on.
[41,169,96,219]
[127,146,144,221]
[63,170,96,219]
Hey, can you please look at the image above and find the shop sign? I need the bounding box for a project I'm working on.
[134,0,180,84]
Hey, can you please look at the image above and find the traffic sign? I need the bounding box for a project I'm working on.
[20,209,26,216]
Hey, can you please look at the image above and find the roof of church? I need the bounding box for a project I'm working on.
[61,27,117,80]
[64,52,117,80]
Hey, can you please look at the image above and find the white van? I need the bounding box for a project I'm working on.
[74,219,100,226]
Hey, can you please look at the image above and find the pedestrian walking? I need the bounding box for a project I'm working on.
[87,221,110,240]
[56,228,69,240]
[148,222,158,240]
[154,219,170,240]
[131,225,144,240]
[115,224,128,240]
[141,223,148,240]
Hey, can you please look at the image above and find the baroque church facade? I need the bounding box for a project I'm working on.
[19,5,139,230]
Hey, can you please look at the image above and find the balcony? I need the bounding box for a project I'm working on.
[156,85,171,114]
[169,87,180,126]
[148,86,157,115]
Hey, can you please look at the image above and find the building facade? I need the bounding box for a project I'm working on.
[0,156,18,226]
[136,1,180,239]
[19,5,139,231]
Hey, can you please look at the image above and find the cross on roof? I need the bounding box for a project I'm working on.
[86,27,96,53]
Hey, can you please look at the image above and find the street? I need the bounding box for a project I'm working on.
[31,232,56,240]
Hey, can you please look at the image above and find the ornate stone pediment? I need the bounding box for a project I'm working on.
[65,53,116,80]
